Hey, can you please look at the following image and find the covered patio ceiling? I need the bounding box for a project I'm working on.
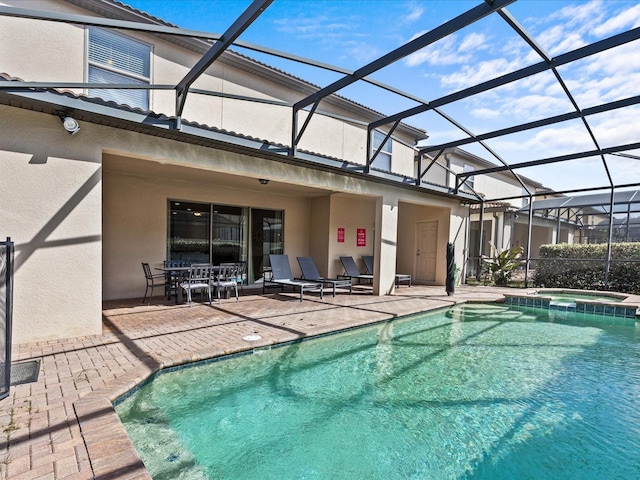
[2,0,640,205]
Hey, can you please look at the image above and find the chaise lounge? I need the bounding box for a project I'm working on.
[339,256,374,284]
[265,254,324,301]
[297,256,352,297]
[362,255,412,287]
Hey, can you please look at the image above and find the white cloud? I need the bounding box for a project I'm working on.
[458,32,488,53]
[472,108,501,120]
[593,3,640,36]
[402,3,425,23]
[342,41,382,64]
[440,58,519,90]
[553,0,605,32]
[404,34,471,67]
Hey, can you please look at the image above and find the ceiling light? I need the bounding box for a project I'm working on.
[258,178,269,185]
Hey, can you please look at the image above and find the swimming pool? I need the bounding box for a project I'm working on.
[116,303,640,479]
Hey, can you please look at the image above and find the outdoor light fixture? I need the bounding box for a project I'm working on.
[258,178,269,185]
[59,114,80,135]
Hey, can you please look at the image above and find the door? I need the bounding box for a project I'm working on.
[416,221,438,283]
[251,209,283,282]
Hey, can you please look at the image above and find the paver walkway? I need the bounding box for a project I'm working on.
[0,285,523,479]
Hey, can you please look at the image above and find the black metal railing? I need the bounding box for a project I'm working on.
[0,237,14,401]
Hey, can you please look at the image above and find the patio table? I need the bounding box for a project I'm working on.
[156,265,224,304]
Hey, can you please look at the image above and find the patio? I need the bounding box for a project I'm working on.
[1,285,515,480]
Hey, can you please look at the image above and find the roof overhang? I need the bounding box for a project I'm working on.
[0,86,478,203]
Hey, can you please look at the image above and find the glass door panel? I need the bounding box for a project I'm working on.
[168,201,210,263]
[251,209,283,282]
[212,205,247,265]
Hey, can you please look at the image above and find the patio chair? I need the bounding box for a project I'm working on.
[220,261,246,292]
[142,262,170,305]
[163,259,190,299]
[296,256,352,297]
[339,256,374,284]
[362,255,412,287]
[180,263,214,306]
[212,264,239,303]
[266,254,323,301]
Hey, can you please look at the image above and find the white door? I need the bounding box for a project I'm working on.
[416,221,438,283]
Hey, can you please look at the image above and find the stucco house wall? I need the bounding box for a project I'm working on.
[0,0,474,344]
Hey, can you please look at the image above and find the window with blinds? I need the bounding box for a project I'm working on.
[371,130,392,171]
[88,27,151,110]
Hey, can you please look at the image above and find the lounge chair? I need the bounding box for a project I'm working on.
[265,254,324,301]
[297,256,352,297]
[362,255,412,287]
[339,256,374,284]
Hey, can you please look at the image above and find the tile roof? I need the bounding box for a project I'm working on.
[0,71,456,197]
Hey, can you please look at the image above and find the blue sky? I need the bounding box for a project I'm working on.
[121,0,640,193]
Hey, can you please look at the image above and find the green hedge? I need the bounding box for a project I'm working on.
[532,243,640,294]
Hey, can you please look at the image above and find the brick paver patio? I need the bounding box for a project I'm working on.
[0,285,544,479]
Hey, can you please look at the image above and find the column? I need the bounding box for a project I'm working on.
[374,196,398,295]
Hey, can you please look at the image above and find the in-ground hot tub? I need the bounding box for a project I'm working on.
[503,288,638,322]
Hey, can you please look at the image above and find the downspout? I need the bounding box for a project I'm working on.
[463,204,471,284]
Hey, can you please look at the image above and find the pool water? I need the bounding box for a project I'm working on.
[116,304,640,480]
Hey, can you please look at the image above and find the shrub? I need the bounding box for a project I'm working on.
[533,243,640,294]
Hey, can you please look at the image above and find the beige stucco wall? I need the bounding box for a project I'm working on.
[103,157,316,300]
[0,106,103,344]
[446,154,533,207]
[0,1,469,343]
[0,101,462,343]
[308,196,331,275]
[0,0,421,178]
[398,202,452,285]
[327,195,376,278]
[391,141,417,178]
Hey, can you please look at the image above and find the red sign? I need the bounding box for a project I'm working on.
[357,228,366,247]
[337,227,345,243]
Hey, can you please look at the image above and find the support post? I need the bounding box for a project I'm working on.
[0,237,14,401]
[524,196,533,288]
[604,188,615,288]
[477,202,485,281]
[374,196,399,295]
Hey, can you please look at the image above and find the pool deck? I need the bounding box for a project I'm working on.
[1,284,636,479]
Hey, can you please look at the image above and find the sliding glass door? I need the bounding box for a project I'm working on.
[168,200,283,283]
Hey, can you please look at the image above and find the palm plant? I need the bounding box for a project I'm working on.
[481,242,525,286]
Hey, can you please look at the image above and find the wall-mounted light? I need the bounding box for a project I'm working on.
[59,113,80,135]
[258,178,270,185]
